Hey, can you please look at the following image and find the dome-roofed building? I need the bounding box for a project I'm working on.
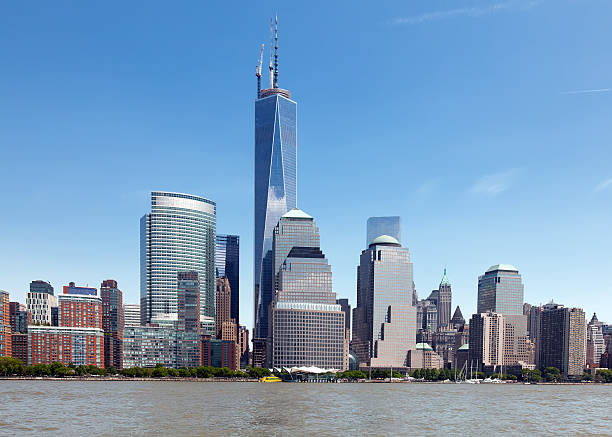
[407,343,444,370]
[369,234,401,247]
[416,342,433,351]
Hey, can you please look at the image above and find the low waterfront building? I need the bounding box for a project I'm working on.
[201,338,238,369]
[11,333,28,364]
[28,326,104,367]
[406,343,444,369]
[123,325,177,368]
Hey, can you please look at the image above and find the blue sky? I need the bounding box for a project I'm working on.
[1,0,611,330]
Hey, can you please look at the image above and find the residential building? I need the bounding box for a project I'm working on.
[28,326,104,366]
[9,302,28,333]
[352,235,417,370]
[123,326,177,368]
[101,280,123,370]
[537,303,586,378]
[469,312,504,371]
[0,291,11,357]
[253,27,298,360]
[437,268,452,330]
[216,235,240,331]
[141,191,216,324]
[269,209,346,370]
[27,280,57,326]
[123,304,141,328]
[11,333,28,364]
[28,289,105,367]
[63,282,96,296]
[477,264,524,315]
[586,313,604,367]
[366,216,401,247]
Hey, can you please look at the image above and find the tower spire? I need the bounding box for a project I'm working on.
[273,15,279,88]
[268,18,274,89]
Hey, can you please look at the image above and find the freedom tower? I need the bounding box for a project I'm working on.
[253,18,297,365]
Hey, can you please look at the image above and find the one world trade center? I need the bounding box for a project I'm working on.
[253,18,297,364]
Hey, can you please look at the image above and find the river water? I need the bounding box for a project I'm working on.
[0,381,610,436]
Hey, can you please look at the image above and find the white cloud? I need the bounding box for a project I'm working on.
[393,0,542,25]
[561,88,611,95]
[595,178,612,192]
[416,179,440,196]
[470,169,520,196]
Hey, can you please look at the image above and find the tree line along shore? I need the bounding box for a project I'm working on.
[2,357,611,383]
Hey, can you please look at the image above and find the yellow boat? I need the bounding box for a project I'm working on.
[260,376,282,383]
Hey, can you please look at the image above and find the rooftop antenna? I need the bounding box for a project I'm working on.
[268,18,274,89]
[256,43,264,98]
[273,15,278,88]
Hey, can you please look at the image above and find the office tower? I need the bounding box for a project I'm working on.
[337,298,351,336]
[477,264,524,315]
[586,313,604,367]
[526,304,542,342]
[123,304,141,328]
[29,289,104,367]
[0,291,11,357]
[469,312,504,371]
[27,280,57,325]
[216,235,240,328]
[451,306,465,330]
[417,299,437,332]
[537,303,586,378]
[437,268,452,330]
[141,191,216,324]
[63,282,96,295]
[366,216,401,247]
[101,280,123,370]
[353,235,417,369]
[9,302,28,333]
[177,272,200,333]
[215,277,235,341]
[238,325,250,368]
[253,20,298,355]
[269,209,346,370]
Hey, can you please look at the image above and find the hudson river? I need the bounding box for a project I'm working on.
[1,381,610,435]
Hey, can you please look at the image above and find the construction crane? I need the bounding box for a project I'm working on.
[256,43,264,98]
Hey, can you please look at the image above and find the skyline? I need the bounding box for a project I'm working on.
[1,1,612,330]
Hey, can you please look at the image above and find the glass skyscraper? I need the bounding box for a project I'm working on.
[366,216,401,247]
[352,235,417,369]
[254,78,297,341]
[140,191,216,324]
[477,264,524,315]
[215,234,239,326]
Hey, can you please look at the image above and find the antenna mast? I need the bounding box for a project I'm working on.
[268,18,274,89]
[256,43,264,98]
[273,15,278,88]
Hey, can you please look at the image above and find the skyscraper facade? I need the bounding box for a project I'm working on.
[141,191,216,324]
[215,277,236,342]
[437,268,452,330]
[269,209,346,370]
[27,280,57,326]
[352,235,417,369]
[177,271,200,333]
[0,291,10,358]
[537,303,586,378]
[477,264,524,315]
[469,311,504,371]
[215,235,240,329]
[100,280,123,370]
[253,25,297,348]
[9,302,28,334]
[366,216,401,247]
[123,304,141,328]
[586,313,604,367]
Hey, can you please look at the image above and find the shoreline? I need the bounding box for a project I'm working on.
[0,376,607,385]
